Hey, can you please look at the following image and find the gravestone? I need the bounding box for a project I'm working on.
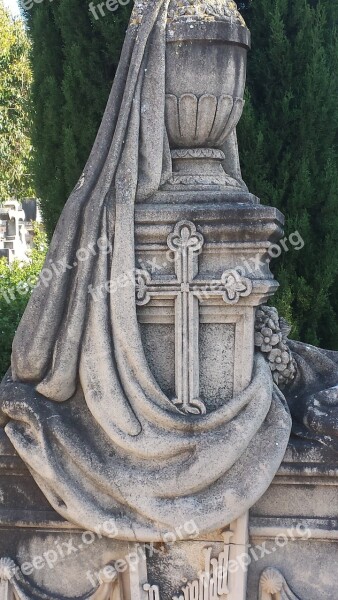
[1,1,338,599]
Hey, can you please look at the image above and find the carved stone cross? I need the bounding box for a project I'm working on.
[136,220,252,415]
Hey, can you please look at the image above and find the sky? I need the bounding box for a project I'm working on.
[4,0,22,17]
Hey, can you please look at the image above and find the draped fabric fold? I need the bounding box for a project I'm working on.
[11,0,171,401]
[0,0,292,540]
[0,356,291,541]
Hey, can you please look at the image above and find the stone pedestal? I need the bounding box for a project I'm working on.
[0,192,290,600]
[135,195,283,410]
[1,431,338,599]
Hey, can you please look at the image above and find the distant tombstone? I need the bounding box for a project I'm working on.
[0,249,9,261]
[21,198,39,223]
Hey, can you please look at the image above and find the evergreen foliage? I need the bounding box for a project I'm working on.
[0,225,48,378]
[21,0,132,237]
[0,2,33,200]
[23,0,338,348]
[238,0,338,347]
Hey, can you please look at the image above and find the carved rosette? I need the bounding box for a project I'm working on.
[259,568,302,600]
[0,558,15,582]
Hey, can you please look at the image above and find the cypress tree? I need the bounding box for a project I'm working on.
[24,0,338,348]
[22,0,132,237]
[238,0,338,348]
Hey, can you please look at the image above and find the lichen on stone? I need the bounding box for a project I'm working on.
[130,0,147,26]
[131,0,247,28]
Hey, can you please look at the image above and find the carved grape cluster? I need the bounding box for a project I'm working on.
[255,306,296,388]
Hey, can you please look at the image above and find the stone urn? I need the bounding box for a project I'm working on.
[165,0,251,188]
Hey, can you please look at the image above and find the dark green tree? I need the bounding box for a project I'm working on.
[21,0,132,237]
[23,0,338,348]
[238,0,338,347]
[238,1,252,9]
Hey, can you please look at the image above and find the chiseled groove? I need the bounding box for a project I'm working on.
[179,93,198,146]
[195,94,218,141]
[165,94,180,145]
[209,94,233,142]
[217,97,244,146]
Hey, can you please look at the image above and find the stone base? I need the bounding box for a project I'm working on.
[248,438,338,600]
[0,431,337,599]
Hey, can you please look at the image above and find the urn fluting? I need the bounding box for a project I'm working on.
[165,1,251,188]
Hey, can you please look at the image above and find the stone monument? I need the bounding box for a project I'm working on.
[0,1,338,598]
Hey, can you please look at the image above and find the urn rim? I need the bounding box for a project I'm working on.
[166,20,251,49]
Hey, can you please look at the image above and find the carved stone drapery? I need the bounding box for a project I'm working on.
[1,0,338,598]
[0,0,289,566]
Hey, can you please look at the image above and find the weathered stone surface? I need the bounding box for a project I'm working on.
[0,0,291,544]
[0,0,337,598]
[1,435,338,598]
[285,341,338,448]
